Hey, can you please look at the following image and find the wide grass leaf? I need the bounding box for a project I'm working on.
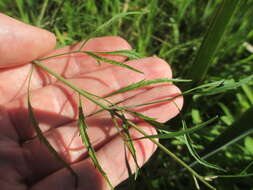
[187,0,240,82]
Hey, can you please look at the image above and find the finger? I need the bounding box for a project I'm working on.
[5,57,172,140]
[37,36,133,78]
[0,14,56,67]
[0,36,131,104]
[22,84,182,181]
[119,84,183,123]
[30,123,157,190]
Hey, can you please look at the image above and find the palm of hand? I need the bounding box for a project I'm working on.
[0,14,182,190]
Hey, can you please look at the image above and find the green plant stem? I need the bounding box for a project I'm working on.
[38,50,81,61]
[32,60,109,110]
[27,65,78,187]
[36,0,49,27]
[32,59,215,189]
[78,95,114,189]
[206,173,253,179]
[126,120,216,190]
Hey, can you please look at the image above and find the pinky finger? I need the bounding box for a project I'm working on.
[30,122,157,190]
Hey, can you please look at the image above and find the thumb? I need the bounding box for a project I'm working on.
[0,13,56,67]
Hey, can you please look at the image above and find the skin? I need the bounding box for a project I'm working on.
[0,13,183,190]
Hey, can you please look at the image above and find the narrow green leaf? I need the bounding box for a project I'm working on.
[120,78,243,110]
[127,121,216,190]
[78,95,114,189]
[124,109,157,121]
[187,0,240,82]
[111,112,140,180]
[192,174,200,190]
[121,114,140,179]
[33,60,110,110]
[205,173,253,180]
[135,116,218,140]
[117,79,225,111]
[198,75,253,96]
[79,11,146,50]
[36,0,48,27]
[93,11,146,36]
[84,51,144,74]
[105,78,191,98]
[182,120,226,172]
[27,66,78,187]
[94,50,142,60]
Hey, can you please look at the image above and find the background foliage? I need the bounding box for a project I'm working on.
[1,0,253,189]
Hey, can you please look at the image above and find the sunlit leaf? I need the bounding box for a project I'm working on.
[94,50,142,60]
[135,116,218,139]
[198,75,253,96]
[187,0,240,82]
[78,95,114,189]
[93,11,146,35]
[105,78,191,97]
[84,51,144,74]
[78,11,146,50]
[27,66,78,187]
[182,120,226,172]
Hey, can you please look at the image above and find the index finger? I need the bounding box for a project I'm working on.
[0,13,56,67]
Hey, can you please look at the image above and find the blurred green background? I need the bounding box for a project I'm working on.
[1,0,253,189]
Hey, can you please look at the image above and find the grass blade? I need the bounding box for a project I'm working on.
[197,75,253,96]
[33,60,110,110]
[119,113,140,180]
[187,0,240,82]
[77,95,114,189]
[111,113,137,188]
[94,50,142,60]
[27,66,78,187]
[36,0,48,27]
[111,76,247,112]
[118,109,170,130]
[136,116,218,140]
[94,11,146,36]
[127,121,216,190]
[84,51,144,74]
[105,78,191,97]
[182,120,226,172]
[79,11,146,50]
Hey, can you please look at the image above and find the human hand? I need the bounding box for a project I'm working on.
[0,13,183,190]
